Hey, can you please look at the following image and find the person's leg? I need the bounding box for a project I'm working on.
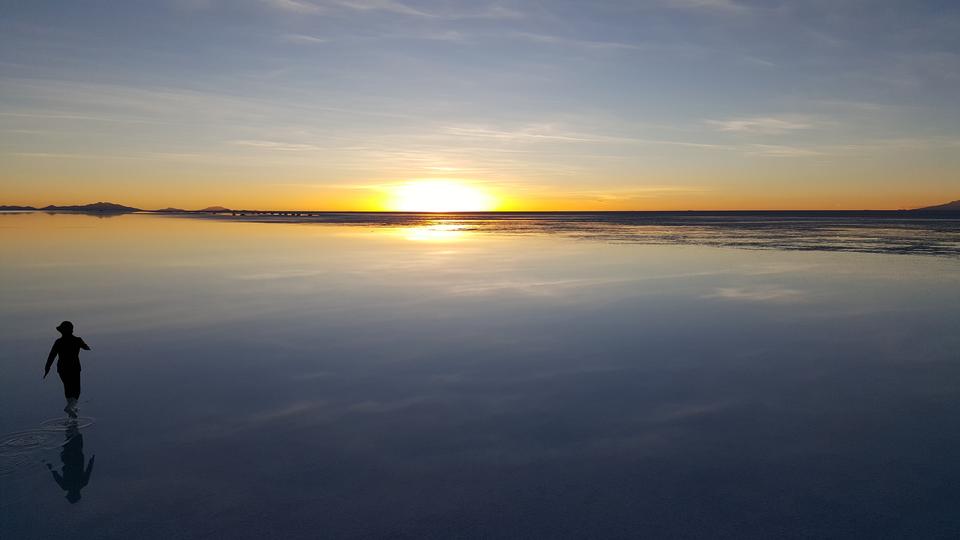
[58,371,80,416]
[59,372,72,414]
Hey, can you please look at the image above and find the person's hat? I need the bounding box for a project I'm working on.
[56,321,74,332]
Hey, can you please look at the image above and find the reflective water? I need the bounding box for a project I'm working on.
[1,212,959,539]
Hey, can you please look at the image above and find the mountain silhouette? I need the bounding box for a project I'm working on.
[913,200,960,212]
[41,202,141,213]
[0,205,37,211]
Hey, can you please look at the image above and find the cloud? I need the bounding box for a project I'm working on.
[282,33,330,44]
[746,144,825,157]
[472,5,524,19]
[260,0,323,13]
[264,0,523,19]
[330,0,433,17]
[443,123,730,150]
[664,0,746,12]
[230,139,324,151]
[507,31,642,50]
[707,115,816,134]
[567,185,712,201]
[444,124,598,143]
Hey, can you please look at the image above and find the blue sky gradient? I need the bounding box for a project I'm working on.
[2,0,958,209]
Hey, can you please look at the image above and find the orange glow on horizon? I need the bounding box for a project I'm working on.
[384,181,498,212]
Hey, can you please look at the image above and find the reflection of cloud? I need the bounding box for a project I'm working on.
[448,278,600,297]
[743,262,821,275]
[233,269,330,280]
[348,397,430,413]
[247,401,327,423]
[241,396,435,428]
[704,286,806,303]
[650,400,733,423]
[447,271,726,297]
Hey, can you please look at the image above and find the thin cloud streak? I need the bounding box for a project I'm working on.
[707,116,817,134]
[663,0,748,13]
[266,0,524,19]
[260,0,324,13]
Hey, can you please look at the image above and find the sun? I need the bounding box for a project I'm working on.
[386,180,497,212]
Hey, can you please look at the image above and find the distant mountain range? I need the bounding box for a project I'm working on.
[42,202,142,213]
[2,200,959,213]
[0,202,233,213]
[912,200,960,212]
[0,202,142,213]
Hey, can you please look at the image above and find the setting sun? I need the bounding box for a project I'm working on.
[386,181,497,212]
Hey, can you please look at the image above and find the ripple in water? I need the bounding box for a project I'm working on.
[0,417,95,477]
[0,430,63,456]
[0,452,44,477]
[38,416,95,431]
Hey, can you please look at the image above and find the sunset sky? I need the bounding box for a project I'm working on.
[2,1,958,210]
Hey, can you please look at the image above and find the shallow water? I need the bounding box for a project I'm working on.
[1,212,959,539]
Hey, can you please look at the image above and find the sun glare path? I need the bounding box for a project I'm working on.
[387,181,497,212]
[401,223,468,242]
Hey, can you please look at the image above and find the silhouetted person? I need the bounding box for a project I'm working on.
[46,422,95,504]
[44,321,91,418]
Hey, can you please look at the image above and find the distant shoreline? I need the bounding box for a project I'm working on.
[6,207,959,259]
[3,209,960,216]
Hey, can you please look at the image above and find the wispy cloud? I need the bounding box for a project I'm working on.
[282,33,330,44]
[230,139,325,151]
[444,124,597,143]
[746,144,825,157]
[444,123,730,150]
[260,0,323,13]
[569,185,712,201]
[331,0,433,17]
[508,31,642,51]
[664,0,747,12]
[272,0,523,19]
[707,115,817,134]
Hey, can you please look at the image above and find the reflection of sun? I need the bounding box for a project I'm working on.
[387,181,496,212]
[401,224,467,242]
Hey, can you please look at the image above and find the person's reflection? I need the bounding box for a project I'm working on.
[46,421,95,503]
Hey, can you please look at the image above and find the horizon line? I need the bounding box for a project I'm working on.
[3,207,954,214]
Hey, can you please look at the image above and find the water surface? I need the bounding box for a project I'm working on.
[1,212,959,539]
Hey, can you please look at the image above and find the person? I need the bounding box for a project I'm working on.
[44,321,91,418]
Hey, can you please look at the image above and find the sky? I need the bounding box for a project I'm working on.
[1,0,958,210]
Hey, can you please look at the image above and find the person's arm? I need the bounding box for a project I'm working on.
[80,338,91,351]
[44,341,58,379]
